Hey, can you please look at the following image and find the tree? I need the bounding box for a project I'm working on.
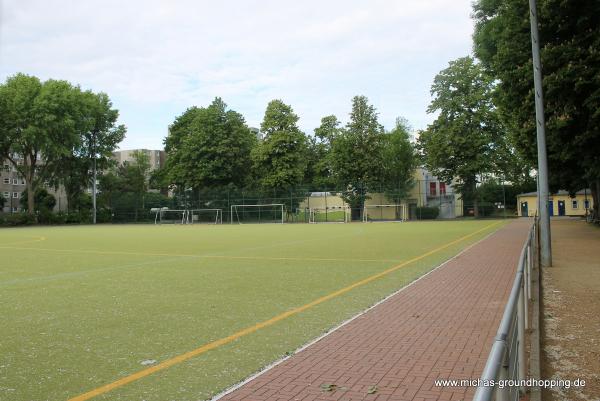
[330,96,386,218]
[59,90,125,212]
[114,151,151,220]
[382,118,416,203]
[306,115,341,189]
[0,192,5,210]
[473,0,600,218]
[418,57,505,216]
[20,188,56,213]
[252,100,309,192]
[0,73,81,215]
[164,98,256,190]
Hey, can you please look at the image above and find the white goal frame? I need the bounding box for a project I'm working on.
[362,204,407,222]
[230,204,285,224]
[187,208,223,224]
[308,206,350,223]
[154,208,187,224]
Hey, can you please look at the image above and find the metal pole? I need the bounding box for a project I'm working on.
[529,0,552,266]
[518,284,527,394]
[92,134,97,225]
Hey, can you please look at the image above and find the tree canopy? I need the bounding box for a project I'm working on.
[164,98,256,190]
[418,57,506,212]
[472,0,600,215]
[251,99,309,191]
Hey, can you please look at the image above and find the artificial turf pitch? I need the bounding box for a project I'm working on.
[0,220,504,401]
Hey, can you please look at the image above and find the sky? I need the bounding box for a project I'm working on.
[0,0,475,150]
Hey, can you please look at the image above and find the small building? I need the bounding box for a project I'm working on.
[516,190,592,217]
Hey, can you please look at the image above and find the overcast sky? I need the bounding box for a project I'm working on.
[0,0,475,150]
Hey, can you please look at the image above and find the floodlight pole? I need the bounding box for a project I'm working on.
[92,134,97,225]
[528,0,552,266]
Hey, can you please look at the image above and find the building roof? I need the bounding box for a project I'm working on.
[517,189,591,197]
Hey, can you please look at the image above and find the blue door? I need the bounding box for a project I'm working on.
[548,201,554,216]
[520,202,528,217]
[558,200,566,216]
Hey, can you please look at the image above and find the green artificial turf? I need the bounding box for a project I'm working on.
[0,220,504,401]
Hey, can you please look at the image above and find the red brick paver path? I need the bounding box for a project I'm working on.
[218,220,530,401]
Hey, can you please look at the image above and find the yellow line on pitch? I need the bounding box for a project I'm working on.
[67,221,502,401]
[0,236,46,246]
[0,245,398,264]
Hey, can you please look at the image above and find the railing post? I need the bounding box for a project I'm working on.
[497,349,509,401]
[518,283,527,394]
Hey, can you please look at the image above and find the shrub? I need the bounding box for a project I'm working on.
[3,212,36,226]
[416,206,439,220]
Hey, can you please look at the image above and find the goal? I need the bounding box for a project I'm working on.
[231,204,285,224]
[153,208,187,224]
[362,204,407,222]
[187,209,223,224]
[309,206,350,223]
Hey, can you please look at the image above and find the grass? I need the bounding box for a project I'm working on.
[0,220,505,401]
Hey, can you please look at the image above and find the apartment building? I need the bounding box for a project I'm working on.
[0,159,67,213]
[112,149,166,171]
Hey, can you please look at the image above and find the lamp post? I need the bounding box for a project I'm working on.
[529,0,552,266]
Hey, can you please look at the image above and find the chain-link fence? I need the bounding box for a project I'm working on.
[96,180,518,224]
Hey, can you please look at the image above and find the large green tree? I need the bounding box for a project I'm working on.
[0,73,81,214]
[252,99,309,192]
[418,57,505,215]
[382,117,416,203]
[165,98,256,190]
[473,0,600,217]
[59,90,125,211]
[330,96,386,217]
[306,115,341,189]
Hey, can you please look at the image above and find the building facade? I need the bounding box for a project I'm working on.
[112,149,166,171]
[517,190,591,217]
[1,159,67,213]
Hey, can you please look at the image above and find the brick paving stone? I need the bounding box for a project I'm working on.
[217,221,529,401]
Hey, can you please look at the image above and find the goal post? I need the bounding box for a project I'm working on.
[187,209,223,224]
[153,208,188,224]
[230,204,285,224]
[308,206,350,223]
[362,204,407,222]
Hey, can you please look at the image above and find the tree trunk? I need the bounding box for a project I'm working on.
[592,179,600,222]
[26,155,35,215]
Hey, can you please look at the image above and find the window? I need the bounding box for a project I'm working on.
[12,207,19,213]
[12,178,17,185]
[3,164,9,172]
[3,178,9,184]
[12,192,18,198]
[439,182,446,196]
[584,200,590,209]
[3,192,9,198]
[572,200,578,209]
[429,182,437,196]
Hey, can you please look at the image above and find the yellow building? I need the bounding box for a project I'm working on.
[516,190,592,217]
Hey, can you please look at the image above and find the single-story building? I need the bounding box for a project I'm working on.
[516,189,592,217]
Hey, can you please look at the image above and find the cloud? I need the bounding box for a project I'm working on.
[0,0,475,149]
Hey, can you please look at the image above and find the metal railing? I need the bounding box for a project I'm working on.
[473,217,538,401]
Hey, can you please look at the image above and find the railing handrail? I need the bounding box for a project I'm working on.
[473,217,537,401]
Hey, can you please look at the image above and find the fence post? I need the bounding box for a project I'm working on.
[497,349,509,401]
[518,282,527,394]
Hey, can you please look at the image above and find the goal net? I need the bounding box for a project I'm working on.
[154,208,187,224]
[362,204,407,222]
[231,204,285,224]
[187,209,223,224]
[308,206,350,223]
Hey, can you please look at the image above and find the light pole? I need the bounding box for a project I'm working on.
[529,0,552,266]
